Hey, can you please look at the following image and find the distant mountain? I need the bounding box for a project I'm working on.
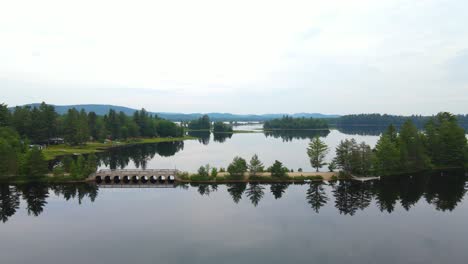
[13,103,341,121]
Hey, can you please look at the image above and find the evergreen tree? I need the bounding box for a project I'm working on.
[374,134,401,176]
[307,137,329,172]
[269,160,289,178]
[0,103,11,126]
[398,120,431,172]
[63,108,81,145]
[334,139,358,174]
[248,154,264,176]
[424,112,467,167]
[88,112,98,140]
[22,147,48,177]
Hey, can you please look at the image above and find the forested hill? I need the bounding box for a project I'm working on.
[14,104,340,121]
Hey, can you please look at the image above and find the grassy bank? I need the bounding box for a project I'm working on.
[42,136,196,160]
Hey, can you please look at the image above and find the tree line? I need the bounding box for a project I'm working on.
[263,116,329,130]
[307,112,468,176]
[330,113,468,129]
[1,102,185,146]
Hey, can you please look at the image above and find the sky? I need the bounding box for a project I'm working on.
[1,0,467,115]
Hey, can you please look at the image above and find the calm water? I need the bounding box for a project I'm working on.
[96,125,382,172]
[1,171,468,264]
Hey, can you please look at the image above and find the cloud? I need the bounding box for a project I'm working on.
[0,0,467,115]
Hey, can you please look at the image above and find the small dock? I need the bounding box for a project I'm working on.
[351,176,381,182]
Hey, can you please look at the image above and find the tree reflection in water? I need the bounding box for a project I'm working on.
[0,183,99,222]
[0,185,20,223]
[306,182,328,213]
[213,133,233,143]
[263,129,330,142]
[227,183,247,203]
[246,183,265,207]
[188,131,210,145]
[270,183,289,199]
[0,170,466,223]
[96,141,184,170]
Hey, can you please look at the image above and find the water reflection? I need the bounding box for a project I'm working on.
[0,185,20,223]
[1,171,466,223]
[246,183,265,207]
[97,141,184,169]
[335,125,386,136]
[188,131,210,145]
[0,183,99,223]
[213,132,233,143]
[227,183,247,203]
[263,129,330,142]
[306,182,328,213]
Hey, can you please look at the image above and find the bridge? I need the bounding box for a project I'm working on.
[90,169,180,185]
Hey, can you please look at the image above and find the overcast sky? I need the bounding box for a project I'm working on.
[1,0,467,115]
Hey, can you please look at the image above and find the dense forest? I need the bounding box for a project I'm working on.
[263,116,329,130]
[331,112,468,176]
[0,102,185,178]
[331,113,468,129]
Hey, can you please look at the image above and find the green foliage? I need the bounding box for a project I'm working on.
[219,167,226,173]
[6,102,184,146]
[227,156,248,177]
[424,112,467,168]
[398,120,431,171]
[52,165,65,177]
[307,137,329,172]
[269,160,289,178]
[197,165,210,178]
[334,139,373,176]
[374,134,401,176]
[0,103,11,127]
[328,161,337,172]
[213,122,233,133]
[177,171,190,180]
[188,115,211,130]
[211,167,218,177]
[0,128,23,177]
[248,154,264,176]
[263,115,329,130]
[334,139,357,173]
[22,147,48,177]
[62,156,73,173]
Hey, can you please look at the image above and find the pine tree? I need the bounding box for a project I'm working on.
[248,154,264,176]
[307,137,329,172]
[22,147,47,177]
[374,134,400,176]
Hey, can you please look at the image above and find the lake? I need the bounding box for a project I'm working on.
[1,170,468,264]
[95,125,383,172]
